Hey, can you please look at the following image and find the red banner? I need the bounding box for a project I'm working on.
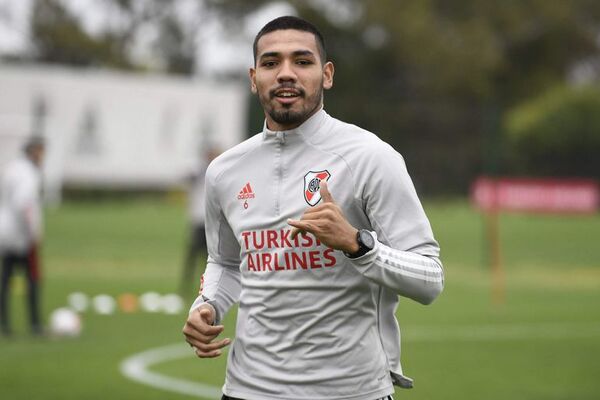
[471,177,599,214]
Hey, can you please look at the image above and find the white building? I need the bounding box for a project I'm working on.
[0,63,247,203]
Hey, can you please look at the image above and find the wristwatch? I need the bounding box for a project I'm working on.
[345,229,375,258]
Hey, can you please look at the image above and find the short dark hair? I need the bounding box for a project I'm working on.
[23,135,45,154]
[253,16,327,65]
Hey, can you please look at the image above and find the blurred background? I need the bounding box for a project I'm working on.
[0,1,599,399]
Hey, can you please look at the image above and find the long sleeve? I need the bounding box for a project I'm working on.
[0,159,43,251]
[18,180,43,244]
[347,142,444,305]
[347,237,443,304]
[189,163,242,323]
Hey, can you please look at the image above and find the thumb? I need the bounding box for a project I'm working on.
[320,180,334,203]
[199,306,215,324]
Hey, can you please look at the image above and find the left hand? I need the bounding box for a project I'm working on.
[287,181,359,254]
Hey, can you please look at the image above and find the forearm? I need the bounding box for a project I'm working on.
[189,260,241,324]
[347,234,444,305]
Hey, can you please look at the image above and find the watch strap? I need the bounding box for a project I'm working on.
[345,230,374,259]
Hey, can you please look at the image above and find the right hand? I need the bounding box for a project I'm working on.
[182,304,231,358]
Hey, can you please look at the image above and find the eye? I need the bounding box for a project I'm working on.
[296,59,313,66]
[261,60,278,68]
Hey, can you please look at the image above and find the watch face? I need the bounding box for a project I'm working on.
[359,230,375,249]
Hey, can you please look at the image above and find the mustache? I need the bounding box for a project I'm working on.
[269,84,305,98]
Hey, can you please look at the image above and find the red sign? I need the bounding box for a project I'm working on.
[471,177,599,214]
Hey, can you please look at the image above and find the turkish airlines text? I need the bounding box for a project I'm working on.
[241,229,337,272]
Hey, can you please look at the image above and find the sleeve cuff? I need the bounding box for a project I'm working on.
[344,231,379,268]
[188,295,221,325]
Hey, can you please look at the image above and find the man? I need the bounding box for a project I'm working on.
[0,136,45,336]
[182,16,444,400]
[180,146,220,298]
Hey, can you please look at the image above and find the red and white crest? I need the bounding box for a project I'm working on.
[303,170,331,206]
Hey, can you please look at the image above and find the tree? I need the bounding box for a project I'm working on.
[360,0,600,191]
[196,1,600,192]
[506,84,600,179]
[29,0,202,75]
[30,0,133,68]
[25,0,600,193]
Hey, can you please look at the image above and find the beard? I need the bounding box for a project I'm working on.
[260,81,324,128]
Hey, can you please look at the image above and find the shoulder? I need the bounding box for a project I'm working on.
[205,133,262,183]
[315,114,404,165]
[3,158,37,180]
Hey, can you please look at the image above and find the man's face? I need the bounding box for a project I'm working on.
[29,146,45,167]
[250,29,334,131]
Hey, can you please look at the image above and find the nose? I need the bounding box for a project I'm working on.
[277,60,297,83]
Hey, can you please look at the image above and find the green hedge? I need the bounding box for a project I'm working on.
[505,84,600,179]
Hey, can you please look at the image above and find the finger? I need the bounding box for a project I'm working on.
[190,323,224,338]
[294,210,332,221]
[188,336,231,353]
[299,204,327,215]
[183,326,220,344]
[195,349,223,358]
[194,346,226,358]
[183,318,225,338]
[289,224,304,240]
[190,337,231,358]
[287,219,315,235]
[320,180,334,203]
[301,201,333,213]
[196,337,231,352]
[198,307,215,325]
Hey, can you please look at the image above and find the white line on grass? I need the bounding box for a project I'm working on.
[119,343,221,399]
[120,321,600,397]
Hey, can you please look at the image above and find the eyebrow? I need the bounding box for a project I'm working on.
[259,50,316,60]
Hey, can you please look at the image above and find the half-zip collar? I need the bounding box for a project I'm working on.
[262,108,328,144]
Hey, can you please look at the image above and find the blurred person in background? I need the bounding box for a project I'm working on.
[183,16,444,400]
[180,146,221,299]
[0,136,45,337]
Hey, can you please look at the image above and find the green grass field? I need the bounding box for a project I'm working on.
[1,199,599,399]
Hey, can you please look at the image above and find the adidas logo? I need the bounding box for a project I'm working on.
[237,182,256,200]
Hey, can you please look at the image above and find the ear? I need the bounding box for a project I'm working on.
[322,61,334,90]
[249,67,257,94]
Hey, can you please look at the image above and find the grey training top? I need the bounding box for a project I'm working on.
[191,109,444,400]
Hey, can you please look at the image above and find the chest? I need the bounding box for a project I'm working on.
[220,144,359,236]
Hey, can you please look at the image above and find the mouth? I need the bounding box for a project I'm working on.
[271,87,303,104]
